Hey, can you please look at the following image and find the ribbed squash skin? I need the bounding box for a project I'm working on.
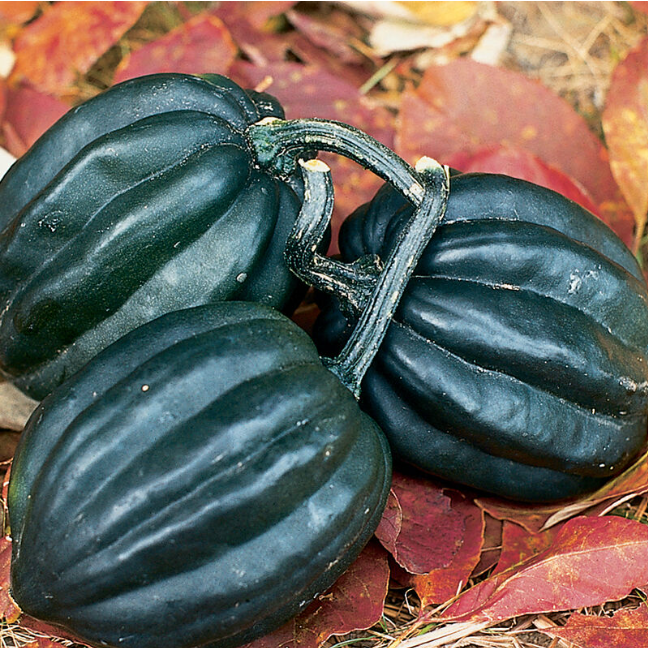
[314,173,648,502]
[0,73,308,400]
[9,302,391,648]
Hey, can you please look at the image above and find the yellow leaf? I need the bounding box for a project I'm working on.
[397,1,478,26]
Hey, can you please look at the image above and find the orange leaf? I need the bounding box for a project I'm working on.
[0,536,19,623]
[396,58,636,247]
[9,1,147,97]
[0,1,39,27]
[440,516,648,624]
[602,37,648,250]
[113,13,237,84]
[539,604,648,648]
[243,541,390,648]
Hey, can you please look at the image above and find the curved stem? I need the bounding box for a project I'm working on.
[286,160,382,316]
[325,158,450,398]
[248,117,425,206]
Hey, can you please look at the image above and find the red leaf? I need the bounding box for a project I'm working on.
[447,146,601,217]
[243,540,390,648]
[470,513,502,578]
[1,83,69,158]
[214,2,295,66]
[602,37,648,251]
[375,472,484,606]
[224,1,296,30]
[229,60,395,252]
[286,7,369,67]
[396,58,636,247]
[539,604,648,648]
[113,13,237,84]
[9,1,148,97]
[476,453,648,534]
[440,516,648,623]
[630,1,649,14]
[491,521,559,575]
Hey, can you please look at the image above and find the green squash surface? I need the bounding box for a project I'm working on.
[314,173,648,502]
[9,301,391,648]
[0,73,309,400]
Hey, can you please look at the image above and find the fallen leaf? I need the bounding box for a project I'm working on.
[286,7,368,66]
[113,13,237,84]
[399,1,478,26]
[447,146,601,217]
[1,83,69,157]
[470,513,502,578]
[21,638,65,648]
[9,1,147,97]
[0,380,37,432]
[475,453,648,534]
[0,1,40,27]
[225,1,296,30]
[0,41,15,78]
[539,454,648,531]
[243,540,390,648]
[629,1,648,15]
[439,515,648,623]
[214,2,295,66]
[375,472,484,606]
[0,536,19,623]
[0,146,12,178]
[19,615,93,647]
[491,521,559,576]
[539,604,648,648]
[602,37,648,252]
[0,433,19,463]
[396,58,636,247]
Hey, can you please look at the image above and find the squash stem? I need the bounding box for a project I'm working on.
[248,117,425,206]
[286,159,383,316]
[325,158,450,398]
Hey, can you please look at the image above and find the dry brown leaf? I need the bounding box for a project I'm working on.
[0,380,37,432]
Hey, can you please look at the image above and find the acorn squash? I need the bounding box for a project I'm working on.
[314,173,648,502]
[9,301,391,648]
[0,73,309,400]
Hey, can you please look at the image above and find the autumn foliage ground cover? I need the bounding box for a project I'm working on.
[0,2,646,648]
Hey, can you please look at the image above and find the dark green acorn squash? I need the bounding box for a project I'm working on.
[9,301,391,648]
[314,173,648,502]
[0,73,312,400]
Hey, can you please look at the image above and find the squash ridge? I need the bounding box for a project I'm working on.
[377,320,644,474]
